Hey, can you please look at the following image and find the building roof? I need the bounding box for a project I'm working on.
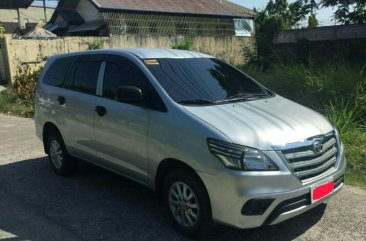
[0,0,33,9]
[91,0,247,17]
[58,9,84,25]
[22,27,58,39]
[220,0,254,17]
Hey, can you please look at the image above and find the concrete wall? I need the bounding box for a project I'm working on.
[273,24,366,64]
[4,34,254,83]
[274,23,366,44]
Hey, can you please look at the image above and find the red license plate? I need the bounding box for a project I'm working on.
[312,180,334,202]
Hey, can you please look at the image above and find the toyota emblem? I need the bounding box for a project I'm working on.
[313,140,324,154]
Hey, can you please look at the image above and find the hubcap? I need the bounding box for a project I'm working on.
[169,181,199,227]
[49,140,63,169]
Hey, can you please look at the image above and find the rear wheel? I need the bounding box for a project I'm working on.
[163,170,211,235]
[46,132,76,176]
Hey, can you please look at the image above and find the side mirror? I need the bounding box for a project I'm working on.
[116,86,144,105]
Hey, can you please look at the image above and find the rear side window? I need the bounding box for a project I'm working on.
[43,57,74,87]
[70,61,101,95]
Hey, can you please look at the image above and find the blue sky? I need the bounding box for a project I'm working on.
[32,0,58,7]
[231,0,337,26]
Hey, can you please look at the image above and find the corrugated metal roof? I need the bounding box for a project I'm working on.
[92,0,246,17]
[0,0,33,9]
[221,0,254,16]
[58,9,85,25]
[68,19,104,33]
[22,27,58,39]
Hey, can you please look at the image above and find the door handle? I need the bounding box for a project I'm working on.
[95,106,107,117]
[57,96,66,105]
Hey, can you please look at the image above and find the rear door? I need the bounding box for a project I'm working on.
[94,55,149,183]
[36,56,75,141]
[61,55,103,160]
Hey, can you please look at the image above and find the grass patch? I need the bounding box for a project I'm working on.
[243,62,366,112]
[242,62,366,188]
[0,87,34,117]
[0,66,40,118]
[343,129,366,188]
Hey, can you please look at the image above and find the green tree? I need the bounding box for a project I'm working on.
[0,21,5,39]
[321,0,366,24]
[308,14,319,27]
[247,0,309,68]
[302,0,321,27]
[304,0,320,15]
[265,0,309,29]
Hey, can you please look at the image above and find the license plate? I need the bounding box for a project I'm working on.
[311,180,334,203]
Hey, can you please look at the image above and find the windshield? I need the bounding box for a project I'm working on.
[144,58,272,105]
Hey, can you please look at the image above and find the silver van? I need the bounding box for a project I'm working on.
[35,49,346,235]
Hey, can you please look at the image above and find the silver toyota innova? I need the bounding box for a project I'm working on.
[35,49,346,235]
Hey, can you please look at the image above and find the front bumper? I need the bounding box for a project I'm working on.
[197,147,346,229]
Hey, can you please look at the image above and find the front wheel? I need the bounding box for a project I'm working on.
[163,170,212,235]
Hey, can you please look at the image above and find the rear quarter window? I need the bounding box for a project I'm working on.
[43,57,74,87]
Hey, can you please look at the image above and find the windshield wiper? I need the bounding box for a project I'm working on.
[178,99,216,105]
[178,93,270,105]
[223,93,270,102]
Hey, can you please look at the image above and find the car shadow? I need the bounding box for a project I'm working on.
[0,157,326,241]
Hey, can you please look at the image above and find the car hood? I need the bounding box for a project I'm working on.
[183,96,333,150]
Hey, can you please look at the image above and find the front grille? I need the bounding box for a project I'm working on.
[279,132,339,182]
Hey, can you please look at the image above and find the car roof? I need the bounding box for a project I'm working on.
[49,48,214,61]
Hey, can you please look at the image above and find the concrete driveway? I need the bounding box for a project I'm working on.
[0,114,365,241]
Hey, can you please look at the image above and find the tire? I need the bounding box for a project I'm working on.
[46,132,76,176]
[163,170,212,236]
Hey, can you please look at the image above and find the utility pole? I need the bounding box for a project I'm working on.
[16,7,22,28]
[43,0,48,23]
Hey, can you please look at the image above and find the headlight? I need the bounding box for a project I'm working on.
[207,138,278,171]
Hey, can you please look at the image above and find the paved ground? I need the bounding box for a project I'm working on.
[0,114,365,241]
